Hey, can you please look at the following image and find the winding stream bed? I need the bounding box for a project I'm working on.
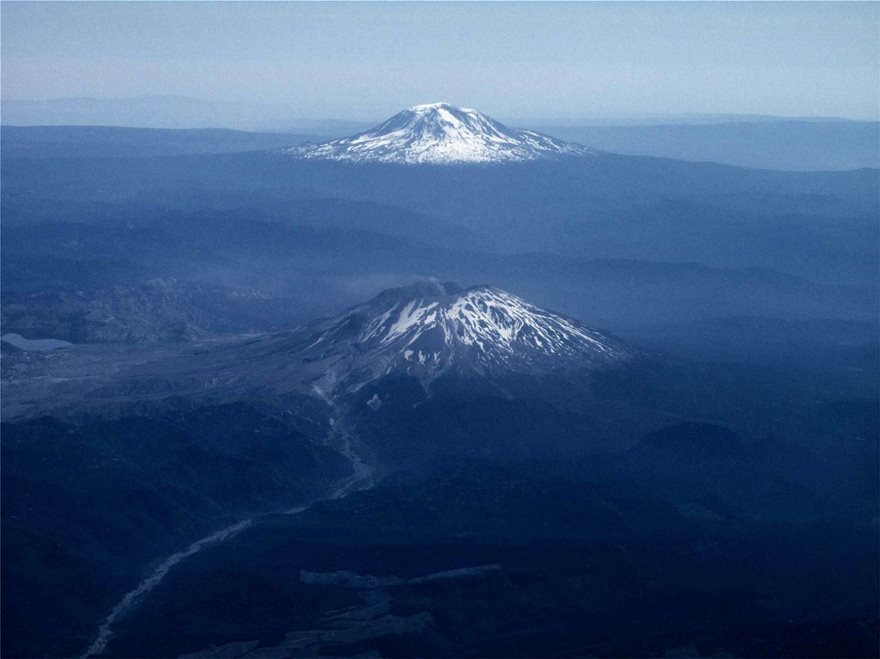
[82,398,375,658]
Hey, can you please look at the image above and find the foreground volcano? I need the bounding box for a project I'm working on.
[1,281,633,418]
[289,281,631,394]
[288,102,594,165]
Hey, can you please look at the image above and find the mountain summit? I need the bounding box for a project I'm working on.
[286,281,630,394]
[288,103,594,165]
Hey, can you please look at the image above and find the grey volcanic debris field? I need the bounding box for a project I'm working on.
[1,3,879,659]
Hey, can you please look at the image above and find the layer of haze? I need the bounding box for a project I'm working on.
[2,1,878,122]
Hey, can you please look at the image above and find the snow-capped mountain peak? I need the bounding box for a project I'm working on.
[289,281,631,394]
[287,103,594,165]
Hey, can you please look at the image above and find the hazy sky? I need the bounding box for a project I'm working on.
[3,1,878,120]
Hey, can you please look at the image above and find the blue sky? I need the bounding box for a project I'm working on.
[2,1,878,120]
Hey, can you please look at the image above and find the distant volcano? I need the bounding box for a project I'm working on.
[287,102,594,165]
